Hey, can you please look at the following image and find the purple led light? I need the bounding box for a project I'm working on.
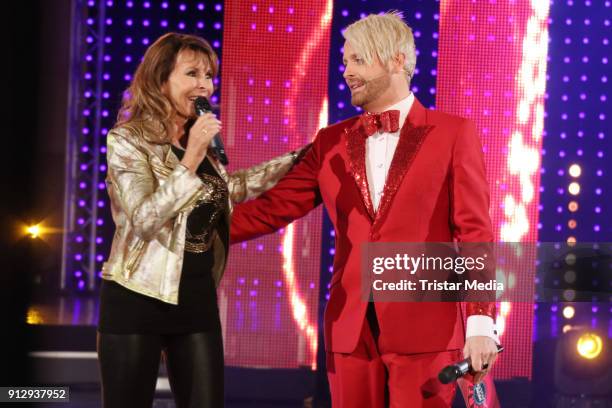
[179,3,186,11]
[96,237,103,244]
[75,236,84,243]
[75,254,83,261]
[78,280,85,290]
[97,219,104,226]
[215,4,222,11]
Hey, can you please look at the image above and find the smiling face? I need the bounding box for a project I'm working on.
[342,41,394,111]
[163,49,214,119]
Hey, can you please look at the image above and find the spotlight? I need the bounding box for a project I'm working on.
[554,327,612,402]
[576,332,603,360]
[562,306,575,319]
[568,164,582,177]
[25,224,42,239]
[568,182,580,195]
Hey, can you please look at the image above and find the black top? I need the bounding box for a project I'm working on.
[98,150,228,334]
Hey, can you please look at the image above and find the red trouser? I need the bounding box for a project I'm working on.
[326,308,459,408]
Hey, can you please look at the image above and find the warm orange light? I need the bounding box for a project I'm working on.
[576,333,603,360]
[25,224,42,238]
[562,306,575,319]
[568,219,577,229]
[568,201,578,212]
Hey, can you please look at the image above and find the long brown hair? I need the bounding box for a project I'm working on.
[116,32,219,142]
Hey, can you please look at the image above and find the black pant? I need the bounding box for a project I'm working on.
[97,331,224,408]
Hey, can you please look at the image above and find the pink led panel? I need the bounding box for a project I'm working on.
[219,0,333,368]
[437,1,550,379]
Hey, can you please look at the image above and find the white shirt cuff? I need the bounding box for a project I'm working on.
[466,315,500,344]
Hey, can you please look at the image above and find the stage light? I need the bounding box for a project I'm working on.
[554,327,612,400]
[568,182,580,195]
[562,306,575,319]
[25,224,42,239]
[576,332,603,360]
[568,163,581,177]
[568,201,578,212]
[564,270,576,283]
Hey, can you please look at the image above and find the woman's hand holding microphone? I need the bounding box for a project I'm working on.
[180,113,221,173]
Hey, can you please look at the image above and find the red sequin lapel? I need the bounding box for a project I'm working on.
[345,123,375,221]
[373,121,434,228]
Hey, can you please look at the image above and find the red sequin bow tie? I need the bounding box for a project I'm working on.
[360,110,400,137]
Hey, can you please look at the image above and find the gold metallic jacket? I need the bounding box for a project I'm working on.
[102,124,301,304]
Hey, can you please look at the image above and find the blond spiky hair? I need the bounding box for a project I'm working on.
[343,11,416,80]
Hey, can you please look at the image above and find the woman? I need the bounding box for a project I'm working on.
[97,32,304,408]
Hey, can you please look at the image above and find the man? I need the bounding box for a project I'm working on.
[231,12,499,407]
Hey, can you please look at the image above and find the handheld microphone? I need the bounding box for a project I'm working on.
[438,346,504,384]
[194,96,228,165]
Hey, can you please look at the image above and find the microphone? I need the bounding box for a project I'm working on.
[438,346,504,384]
[194,96,228,165]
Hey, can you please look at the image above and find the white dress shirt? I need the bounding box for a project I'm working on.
[364,94,498,343]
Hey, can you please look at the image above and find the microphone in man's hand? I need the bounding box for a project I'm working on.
[438,346,504,384]
[194,96,228,165]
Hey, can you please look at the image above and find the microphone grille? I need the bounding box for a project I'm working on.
[194,96,210,112]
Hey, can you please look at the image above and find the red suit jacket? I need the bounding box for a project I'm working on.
[231,98,495,354]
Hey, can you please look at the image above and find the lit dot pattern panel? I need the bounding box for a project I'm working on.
[437,0,550,380]
[539,1,611,242]
[65,0,225,292]
[219,0,332,369]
